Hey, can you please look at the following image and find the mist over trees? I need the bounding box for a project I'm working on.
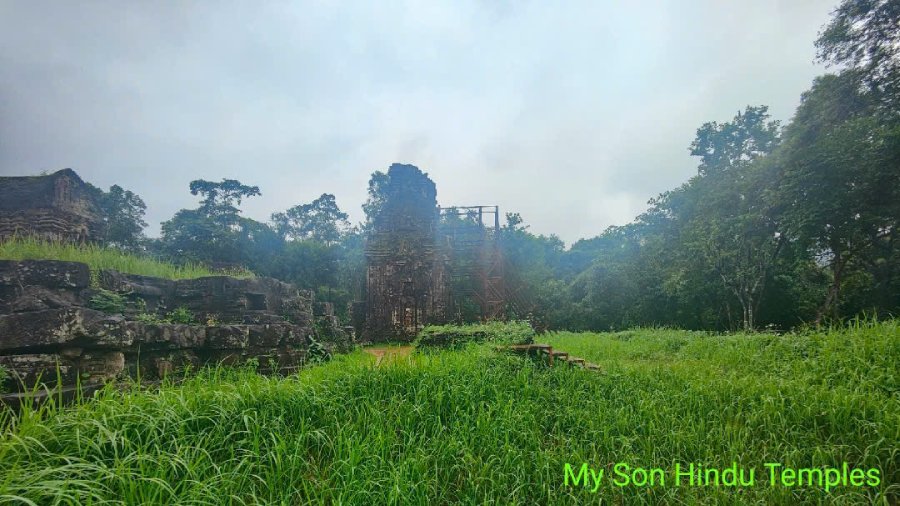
[78,0,898,331]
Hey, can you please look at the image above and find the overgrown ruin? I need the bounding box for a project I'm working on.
[0,166,515,371]
[0,260,351,393]
[359,164,508,342]
[0,169,103,243]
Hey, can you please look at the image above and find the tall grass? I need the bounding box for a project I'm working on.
[0,323,896,504]
[415,320,535,348]
[0,237,253,281]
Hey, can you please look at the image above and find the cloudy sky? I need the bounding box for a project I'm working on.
[1,1,835,245]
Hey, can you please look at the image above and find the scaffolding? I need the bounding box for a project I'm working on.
[438,205,506,321]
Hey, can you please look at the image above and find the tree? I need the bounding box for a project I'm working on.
[778,74,900,321]
[816,0,900,112]
[189,179,261,225]
[88,184,148,251]
[361,170,390,228]
[160,178,264,266]
[690,108,784,330]
[689,105,781,176]
[272,193,349,244]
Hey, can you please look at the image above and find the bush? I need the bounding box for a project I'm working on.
[0,364,7,393]
[414,320,535,349]
[167,307,195,324]
[88,289,127,314]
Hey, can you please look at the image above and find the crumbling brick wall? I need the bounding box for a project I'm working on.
[0,169,103,243]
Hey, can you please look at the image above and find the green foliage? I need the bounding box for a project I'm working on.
[134,308,197,325]
[135,312,165,324]
[816,0,900,112]
[0,322,896,503]
[0,237,253,281]
[190,178,261,220]
[265,240,339,290]
[272,193,349,244]
[689,105,780,176]
[88,289,126,314]
[415,320,535,349]
[88,183,148,251]
[0,364,8,394]
[306,333,332,364]
[166,307,195,325]
[159,178,268,267]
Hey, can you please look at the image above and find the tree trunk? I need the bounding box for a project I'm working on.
[815,251,845,325]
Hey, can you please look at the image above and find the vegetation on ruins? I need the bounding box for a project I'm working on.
[0,237,253,281]
[414,320,535,349]
[0,320,896,504]
[87,288,127,314]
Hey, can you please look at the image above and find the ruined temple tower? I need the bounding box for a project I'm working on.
[0,169,103,243]
[363,164,448,341]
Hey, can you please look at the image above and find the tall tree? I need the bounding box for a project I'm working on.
[272,193,349,244]
[816,0,900,113]
[88,184,148,251]
[160,178,264,265]
[778,74,900,321]
[689,105,781,176]
[683,107,783,330]
[190,179,261,225]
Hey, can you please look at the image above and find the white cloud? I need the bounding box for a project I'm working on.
[0,0,834,245]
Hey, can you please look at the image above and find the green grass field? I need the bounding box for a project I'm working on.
[0,321,896,504]
[0,237,253,281]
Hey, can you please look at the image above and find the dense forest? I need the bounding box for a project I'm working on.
[81,0,898,332]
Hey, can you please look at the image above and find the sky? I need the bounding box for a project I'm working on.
[0,1,836,245]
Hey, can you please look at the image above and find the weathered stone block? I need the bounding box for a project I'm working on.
[98,270,176,313]
[75,351,125,382]
[4,285,83,313]
[126,350,200,380]
[0,308,90,351]
[0,353,75,389]
[0,260,91,290]
[0,307,136,352]
[248,324,285,347]
[125,322,205,349]
[205,325,249,349]
[0,349,124,391]
[84,313,132,347]
[282,325,312,347]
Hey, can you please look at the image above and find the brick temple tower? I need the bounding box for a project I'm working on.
[363,164,449,341]
[0,169,103,243]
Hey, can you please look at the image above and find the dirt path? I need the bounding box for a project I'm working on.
[363,346,414,367]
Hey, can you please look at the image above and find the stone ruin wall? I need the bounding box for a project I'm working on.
[0,169,104,243]
[0,260,352,393]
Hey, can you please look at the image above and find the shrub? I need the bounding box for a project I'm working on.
[306,333,332,363]
[167,307,195,324]
[88,289,126,314]
[135,312,165,324]
[415,320,535,349]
